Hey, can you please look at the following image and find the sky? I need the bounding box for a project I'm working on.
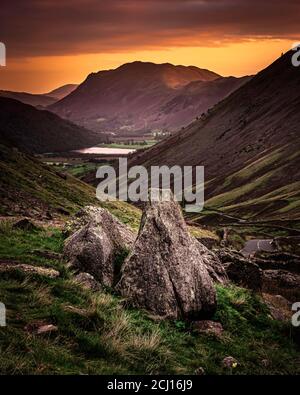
[0,0,299,93]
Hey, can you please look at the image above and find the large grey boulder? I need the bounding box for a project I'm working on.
[63,206,136,246]
[63,206,136,287]
[116,191,217,320]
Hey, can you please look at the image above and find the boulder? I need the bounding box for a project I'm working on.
[216,248,262,291]
[63,207,135,287]
[13,218,38,231]
[63,205,136,247]
[262,270,300,302]
[262,293,292,322]
[116,190,217,320]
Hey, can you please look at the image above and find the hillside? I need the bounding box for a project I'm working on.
[0,140,141,226]
[128,51,300,222]
[0,90,57,107]
[46,84,78,100]
[0,142,299,375]
[49,61,248,134]
[0,97,104,154]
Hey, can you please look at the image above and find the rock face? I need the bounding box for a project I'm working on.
[116,191,217,320]
[63,206,135,287]
[216,248,262,291]
[196,242,228,284]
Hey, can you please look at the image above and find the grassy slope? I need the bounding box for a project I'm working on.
[0,143,299,374]
[127,51,300,223]
[0,143,141,229]
[0,223,299,375]
[203,148,300,221]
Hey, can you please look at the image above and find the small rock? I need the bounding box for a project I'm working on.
[74,272,101,291]
[13,218,38,231]
[261,359,270,368]
[222,356,238,369]
[36,324,58,335]
[262,293,291,322]
[24,321,58,335]
[194,367,205,375]
[0,263,60,278]
[192,320,223,338]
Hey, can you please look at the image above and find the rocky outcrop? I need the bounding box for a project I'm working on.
[255,252,300,274]
[63,206,135,287]
[262,270,300,302]
[116,190,217,320]
[196,242,228,284]
[216,248,262,291]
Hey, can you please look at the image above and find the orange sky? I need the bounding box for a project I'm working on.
[0,0,299,93]
[0,39,293,93]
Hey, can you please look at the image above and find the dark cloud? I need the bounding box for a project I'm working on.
[1,0,300,57]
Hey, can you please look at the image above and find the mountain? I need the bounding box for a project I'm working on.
[128,51,300,222]
[0,90,57,107]
[0,97,104,154]
[46,84,78,100]
[49,61,248,134]
[156,75,251,130]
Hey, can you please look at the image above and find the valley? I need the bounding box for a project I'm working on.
[0,49,299,377]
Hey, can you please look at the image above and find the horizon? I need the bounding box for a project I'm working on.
[1,0,299,93]
[0,45,292,94]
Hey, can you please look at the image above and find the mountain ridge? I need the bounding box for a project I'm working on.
[49,61,248,134]
[0,97,104,154]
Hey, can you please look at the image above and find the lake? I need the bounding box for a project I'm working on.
[75,147,136,155]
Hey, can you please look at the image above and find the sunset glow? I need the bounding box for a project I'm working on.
[0,0,299,93]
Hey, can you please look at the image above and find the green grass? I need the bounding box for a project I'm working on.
[0,224,299,375]
[98,141,157,150]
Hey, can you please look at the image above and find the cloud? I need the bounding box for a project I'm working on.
[2,0,300,57]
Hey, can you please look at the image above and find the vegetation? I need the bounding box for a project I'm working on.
[99,141,156,150]
[0,223,299,375]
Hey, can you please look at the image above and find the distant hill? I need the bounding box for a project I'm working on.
[0,97,104,154]
[128,51,300,222]
[49,61,248,134]
[0,90,57,107]
[46,84,78,100]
